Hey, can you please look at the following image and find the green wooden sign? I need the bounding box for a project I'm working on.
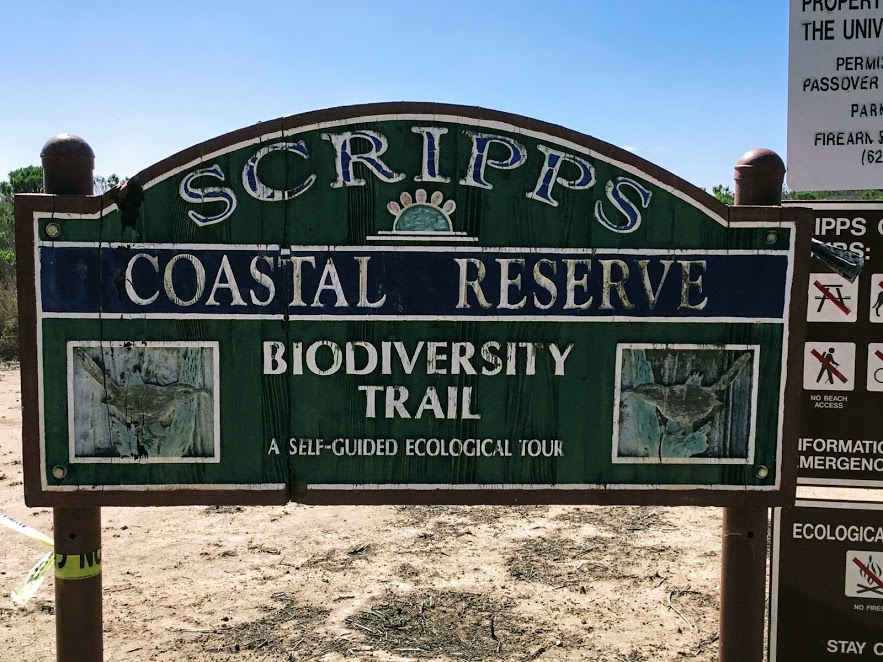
[16,103,810,506]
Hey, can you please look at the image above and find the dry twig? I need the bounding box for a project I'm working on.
[665,589,694,630]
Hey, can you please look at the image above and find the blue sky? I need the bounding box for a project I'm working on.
[1,1,788,191]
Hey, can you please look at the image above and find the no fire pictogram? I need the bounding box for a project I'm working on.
[803,342,855,392]
[871,275,883,324]
[846,550,883,599]
[807,273,858,323]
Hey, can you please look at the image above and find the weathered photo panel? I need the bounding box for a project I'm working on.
[67,341,219,463]
[613,344,759,464]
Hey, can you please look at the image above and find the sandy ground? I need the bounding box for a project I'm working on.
[0,365,729,661]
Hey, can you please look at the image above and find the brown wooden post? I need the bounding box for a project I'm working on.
[42,134,104,662]
[718,148,785,662]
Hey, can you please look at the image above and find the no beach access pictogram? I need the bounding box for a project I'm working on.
[846,550,883,599]
[803,342,855,392]
[807,272,857,323]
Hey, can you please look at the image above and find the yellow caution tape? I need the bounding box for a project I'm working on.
[0,513,53,547]
[54,550,102,580]
[1,513,54,604]
[11,551,53,605]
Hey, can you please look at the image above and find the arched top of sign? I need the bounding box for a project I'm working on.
[83,103,733,250]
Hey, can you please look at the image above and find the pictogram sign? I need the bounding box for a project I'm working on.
[845,550,883,599]
[871,275,883,324]
[807,272,858,323]
[786,201,883,488]
[803,342,855,392]
[771,502,883,660]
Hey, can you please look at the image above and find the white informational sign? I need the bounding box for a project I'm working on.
[788,1,883,191]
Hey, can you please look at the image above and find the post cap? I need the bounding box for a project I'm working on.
[734,148,785,176]
[40,133,95,160]
[733,148,785,206]
[40,134,95,195]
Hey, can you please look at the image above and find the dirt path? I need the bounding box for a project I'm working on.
[0,367,724,661]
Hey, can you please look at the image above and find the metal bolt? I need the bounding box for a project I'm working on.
[45,223,61,239]
[51,465,67,480]
[765,230,778,244]
[756,465,769,479]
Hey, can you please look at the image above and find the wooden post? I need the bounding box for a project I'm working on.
[718,148,785,662]
[41,134,104,662]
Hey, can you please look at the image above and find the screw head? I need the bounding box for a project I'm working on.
[756,465,770,479]
[51,465,67,480]
[45,223,61,239]
[765,230,778,244]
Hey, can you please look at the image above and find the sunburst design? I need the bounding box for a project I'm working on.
[387,189,456,233]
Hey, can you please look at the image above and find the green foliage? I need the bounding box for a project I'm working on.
[0,166,44,204]
[0,167,121,361]
[0,198,15,360]
[707,185,883,205]
[0,201,12,263]
[783,188,883,201]
[8,165,43,195]
[700,185,735,205]
[0,164,43,361]
[711,184,734,205]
